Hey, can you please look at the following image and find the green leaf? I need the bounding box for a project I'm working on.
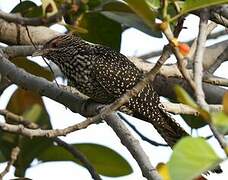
[123,0,157,30]
[101,11,162,37]
[3,88,53,177]
[181,0,228,15]
[102,1,134,13]
[38,143,133,177]
[174,85,198,109]
[0,149,7,162]
[100,1,161,37]
[11,0,42,18]
[78,12,122,51]
[11,57,54,81]
[181,114,207,129]
[87,0,102,9]
[168,137,222,180]
[211,111,228,134]
[145,0,160,9]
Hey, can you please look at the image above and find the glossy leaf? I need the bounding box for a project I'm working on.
[181,114,207,129]
[181,0,228,15]
[102,11,161,37]
[78,12,122,51]
[38,143,133,177]
[211,112,228,134]
[101,1,161,37]
[102,1,134,13]
[0,150,6,162]
[145,0,160,9]
[168,137,222,180]
[87,0,102,9]
[123,0,157,30]
[11,57,54,81]
[11,0,42,18]
[174,85,198,109]
[4,88,53,176]
[175,85,211,120]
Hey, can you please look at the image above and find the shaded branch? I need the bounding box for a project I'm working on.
[0,50,100,116]
[53,138,101,180]
[0,109,38,129]
[138,29,227,60]
[162,102,222,115]
[117,112,168,147]
[0,108,161,179]
[0,147,20,180]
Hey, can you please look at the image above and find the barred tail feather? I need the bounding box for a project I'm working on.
[128,84,188,147]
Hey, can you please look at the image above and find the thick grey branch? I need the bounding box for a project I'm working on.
[0,18,60,45]
[0,50,95,116]
[106,113,162,180]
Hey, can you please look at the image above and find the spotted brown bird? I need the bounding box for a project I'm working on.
[33,34,188,147]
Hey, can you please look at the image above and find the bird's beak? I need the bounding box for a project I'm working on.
[32,49,46,57]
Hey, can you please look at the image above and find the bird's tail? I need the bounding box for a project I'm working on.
[128,84,188,147]
[127,84,222,173]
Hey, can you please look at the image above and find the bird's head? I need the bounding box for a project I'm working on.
[32,34,82,61]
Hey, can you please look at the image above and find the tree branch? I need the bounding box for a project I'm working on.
[53,138,101,180]
[105,113,162,180]
[0,147,20,180]
[0,4,67,26]
[194,9,209,109]
[0,19,60,45]
[117,112,168,147]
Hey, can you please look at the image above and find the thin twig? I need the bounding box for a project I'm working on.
[0,4,67,26]
[0,109,101,179]
[138,29,227,60]
[117,112,168,147]
[0,109,38,129]
[0,147,20,180]
[207,46,228,73]
[53,138,101,180]
[193,10,228,156]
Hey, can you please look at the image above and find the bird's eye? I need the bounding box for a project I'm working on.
[50,41,58,48]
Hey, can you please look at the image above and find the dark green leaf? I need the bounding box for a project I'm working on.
[101,11,162,37]
[181,0,228,15]
[38,143,133,177]
[11,0,42,18]
[102,1,134,13]
[87,0,102,9]
[3,88,53,176]
[145,0,160,9]
[168,137,222,180]
[78,12,122,51]
[174,85,198,109]
[100,1,161,37]
[181,114,207,129]
[123,0,157,30]
[211,111,228,134]
[11,57,54,81]
[0,149,6,162]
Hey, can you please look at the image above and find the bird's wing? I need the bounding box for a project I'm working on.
[91,52,143,98]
